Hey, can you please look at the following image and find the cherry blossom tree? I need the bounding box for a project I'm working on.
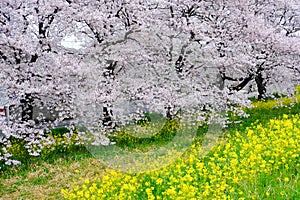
[206,0,300,99]
[0,0,299,167]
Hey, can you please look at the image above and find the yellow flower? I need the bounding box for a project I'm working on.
[84,191,90,199]
[156,178,163,185]
[145,181,151,186]
[76,190,83,197]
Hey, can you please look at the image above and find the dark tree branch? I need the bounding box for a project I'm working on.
[170,6,174,18]
[229,74,254,91]
[85,21,104,44]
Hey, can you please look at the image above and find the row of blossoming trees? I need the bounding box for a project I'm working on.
[0,0,299,165]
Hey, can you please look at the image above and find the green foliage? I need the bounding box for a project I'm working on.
[249,85,300,102]
[295,85,300,95]
[271,92,287,99]
[6,137,31,162]
[109,118,180,151]
[229,93,300,133]
[133,112,152,126]
[50,127,70,137]
[0,137,31,172]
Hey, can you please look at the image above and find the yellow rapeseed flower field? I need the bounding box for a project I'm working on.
[62,113,300,199]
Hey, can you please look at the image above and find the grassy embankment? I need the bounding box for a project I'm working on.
[0,90,299,199]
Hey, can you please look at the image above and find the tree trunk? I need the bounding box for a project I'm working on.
[20,93,33,121]
[216,69,225,90]
[102,61,117,131]
[166,106,173,120]
[102,104,115,129]
[255,71,266,100]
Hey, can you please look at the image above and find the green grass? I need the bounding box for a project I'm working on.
[227,95,300,133]
[0,147,101,199]
[109,118,180,151]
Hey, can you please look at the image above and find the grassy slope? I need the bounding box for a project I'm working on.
[0,149,102,200]
[0,96,299,199]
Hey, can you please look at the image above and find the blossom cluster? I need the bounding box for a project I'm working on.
[62,113,300,199]
[0,129,83,170]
